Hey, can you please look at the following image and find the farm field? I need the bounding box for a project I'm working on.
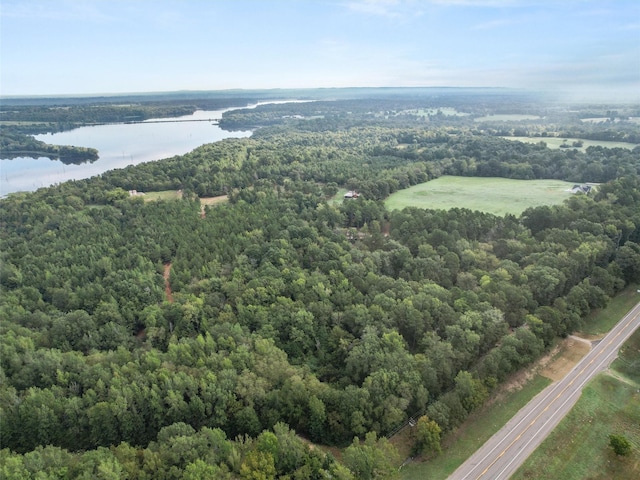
[512,326,640,480]
[385,176,576,216]
[503,136,639,152]
[582,117,640,124]
[397,107,469,117]
[475,114,541,121]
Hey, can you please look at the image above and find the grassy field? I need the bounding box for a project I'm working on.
[512,327,640,480]
[138,191,228,206]
[503,136,639,152]
[199,195,228,206]
[399,375,551,480]
[329,188,350,206]
[475,114,542,122]
[397,107,469,117]
[140,190,182,202]
[385,176,576,216]
[579,284,640,336]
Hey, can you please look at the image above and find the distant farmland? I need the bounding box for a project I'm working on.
[502,136,639,152]
[385,176,578,216]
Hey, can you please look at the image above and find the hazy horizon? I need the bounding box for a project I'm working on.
[1,0,639,103]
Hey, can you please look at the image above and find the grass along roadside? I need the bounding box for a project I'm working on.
[398,290,640,479]
[512,327,640,480]
[578,283,640,336]
[385,176,576,216]
[398,375,551,480]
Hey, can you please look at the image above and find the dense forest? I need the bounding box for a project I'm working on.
[1,93,640,478]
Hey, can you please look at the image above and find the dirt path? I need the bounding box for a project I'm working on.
[483,335,593,405]
[568,334,593,346]
[606,370,639,388]
[500,335,593,389]
[539,336,592,381]
[163,263,174,303]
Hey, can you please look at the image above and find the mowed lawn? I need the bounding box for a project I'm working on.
[141,190,182,201]
[385,176,576,216]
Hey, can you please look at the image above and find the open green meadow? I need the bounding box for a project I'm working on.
[398,107,469,117]
[512,325,640,480]
[475,114,542,122]
[330,188,351,206]
[503,136,639,152]
[140,190,182,202]
[385,176,576,216]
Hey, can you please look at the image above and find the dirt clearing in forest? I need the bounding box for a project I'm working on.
[163,263,174,303]
[199,195,228,217]
[539,336,592,382]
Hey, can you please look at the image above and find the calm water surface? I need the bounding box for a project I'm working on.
[0,108,252,195]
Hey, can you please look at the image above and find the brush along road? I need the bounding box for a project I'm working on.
[449,302,640,480]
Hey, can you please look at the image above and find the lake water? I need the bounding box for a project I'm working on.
[0,107,254,195]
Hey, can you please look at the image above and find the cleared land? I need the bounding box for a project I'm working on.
[539,336,591,382]
[199,195,228,206]
[138,190,228,207]
[398,108,469,117]
[385,176,576,216]
[581,117,640,124]
[503,136,639,152]
[475,114,541,122]
[141,190,182,202]
[512,327,640,480]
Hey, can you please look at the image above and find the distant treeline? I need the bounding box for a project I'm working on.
[219,98,640,145]
[88,125,640,200]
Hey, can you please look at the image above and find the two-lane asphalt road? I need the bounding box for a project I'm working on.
[449,301,640,480]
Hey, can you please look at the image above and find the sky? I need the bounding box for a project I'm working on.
[1,0,639,101]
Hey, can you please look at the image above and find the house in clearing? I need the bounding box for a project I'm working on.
[344,191,359,199]
[569,184,592,194]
